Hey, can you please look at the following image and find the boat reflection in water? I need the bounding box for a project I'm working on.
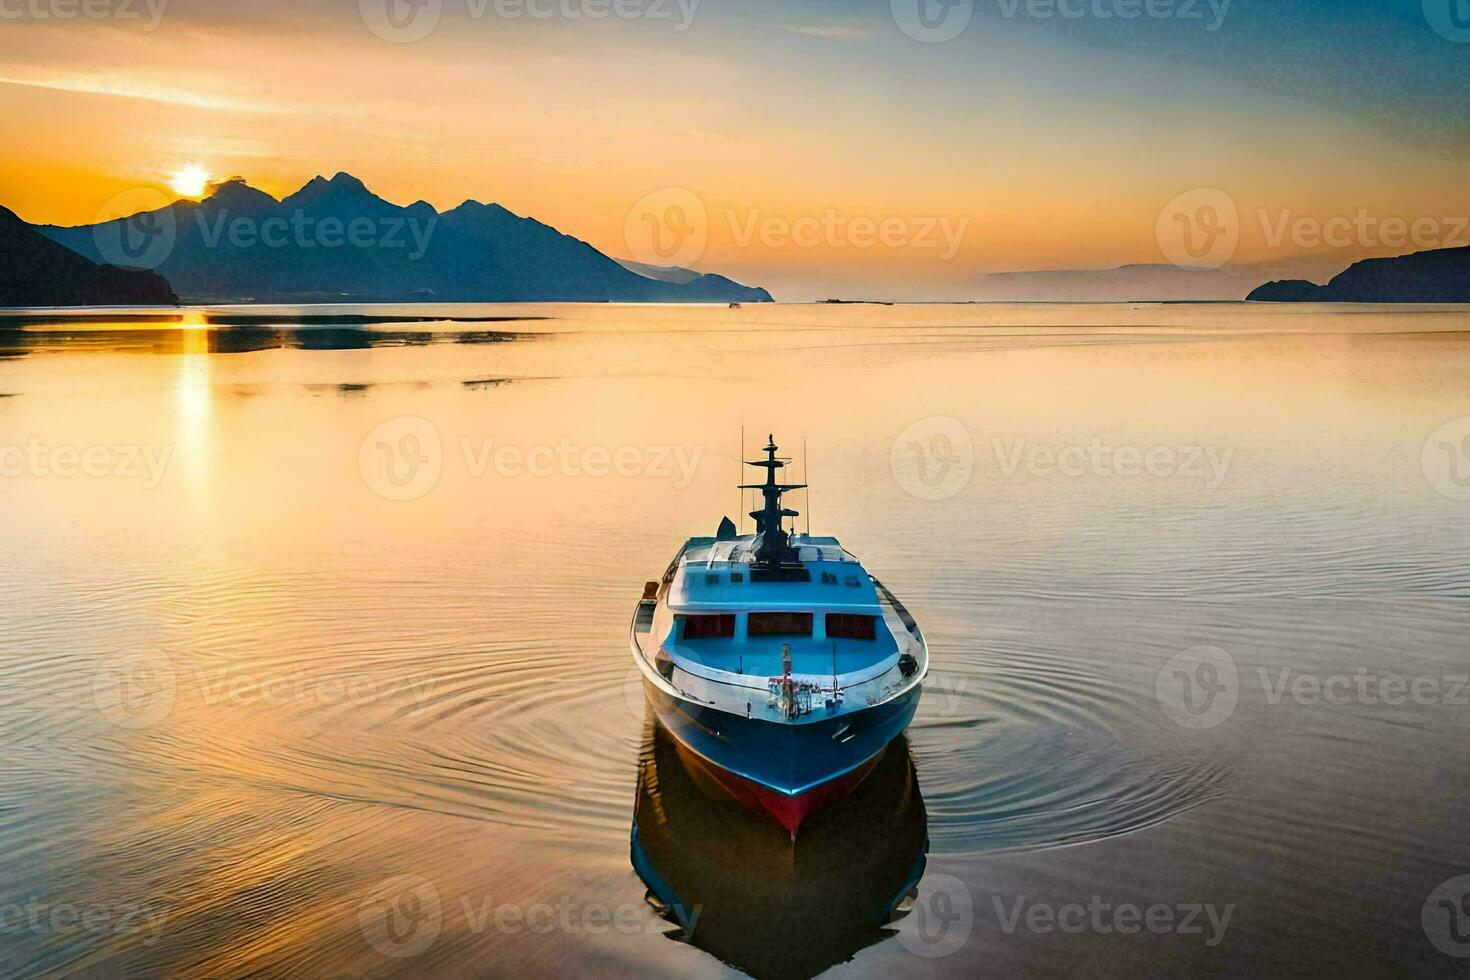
[630,719,929,979]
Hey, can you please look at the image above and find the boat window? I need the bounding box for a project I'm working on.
[827,613,876,640]
[680,614,735,639]
[751,567,811,583]
[748,612,813,636]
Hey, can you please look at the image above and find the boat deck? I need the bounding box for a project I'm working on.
[631,583,926,725]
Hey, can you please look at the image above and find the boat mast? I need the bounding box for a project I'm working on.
[738,434,807,566]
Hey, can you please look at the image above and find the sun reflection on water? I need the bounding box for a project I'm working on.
[174,314,214,505]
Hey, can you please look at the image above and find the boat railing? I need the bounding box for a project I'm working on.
[872,577,926,659]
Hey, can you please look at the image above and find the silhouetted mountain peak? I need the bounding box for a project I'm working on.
[446,200,514,218]
[617,259,702,285]
[281,172,381,210]
[1,203,177,306]
[327,172,368,192]
[204,177,277,211]
[1248,244,1470,303]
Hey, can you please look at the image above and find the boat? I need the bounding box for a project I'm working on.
[629,435,929,836]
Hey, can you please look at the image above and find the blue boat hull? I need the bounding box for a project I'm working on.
[643,679,922,799]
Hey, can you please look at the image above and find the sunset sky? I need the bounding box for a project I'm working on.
[3,0,1469,299]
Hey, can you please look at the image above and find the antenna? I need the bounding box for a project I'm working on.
[805,440,817,537]
[739,426,745,535]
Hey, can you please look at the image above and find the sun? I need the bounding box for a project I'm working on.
[170,164,210,198]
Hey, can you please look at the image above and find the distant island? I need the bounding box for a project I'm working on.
[0,205,176,307]
[973,259,1354,303]
[1248,245,1470,302]
[15,173,771,307]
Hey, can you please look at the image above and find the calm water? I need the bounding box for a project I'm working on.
[1,303,1469,977]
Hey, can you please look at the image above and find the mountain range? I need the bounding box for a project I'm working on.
[0,204,176,307]
[1247,245,1470,302]
[11,174,1469,306]
[31,173,772,305]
